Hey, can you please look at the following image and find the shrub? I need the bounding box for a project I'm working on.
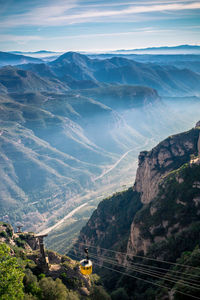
[23,269,41,298]
[111,288,129,300]
[39,277,68,300]
[38,273,46,280]
[23,294,38,300]
[0,231,7,238]
[15,237,26,248]
[6,226,13,237]
[0,243,24,300]
[91,285,111,300]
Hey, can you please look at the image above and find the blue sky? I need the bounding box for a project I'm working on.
[0,0,200,52]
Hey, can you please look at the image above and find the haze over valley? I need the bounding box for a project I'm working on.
[0,48,200,252]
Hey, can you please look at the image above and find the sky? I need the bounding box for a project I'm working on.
[0,0,200,52]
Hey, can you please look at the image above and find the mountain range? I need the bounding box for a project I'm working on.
[14,51,200,96]
[0,51,43,67]
[0,49,200,242]
[113,44,200,54]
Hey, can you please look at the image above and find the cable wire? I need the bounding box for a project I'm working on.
[72,246,200,288]
[71,247,200,290]
[68,251,200,300]
[73,245,200,282]
[78,242,200,271]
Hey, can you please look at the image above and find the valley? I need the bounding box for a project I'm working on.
[0,49,200,253]
[1,0,200,297]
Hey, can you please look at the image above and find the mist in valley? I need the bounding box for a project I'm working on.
[0,49,200,251]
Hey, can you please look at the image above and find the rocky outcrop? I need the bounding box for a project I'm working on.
[134,126,200,204]
[127,141,200,256]
[76,122,200,262]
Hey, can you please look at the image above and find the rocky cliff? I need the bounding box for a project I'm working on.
[134,123,200,205]
[77,122,200,253]
[127,157,200,257]
[77,188,142,255]
[126,122,200,257]
[75,122,200,298]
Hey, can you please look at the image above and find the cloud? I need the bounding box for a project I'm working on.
[0,26,167,43]
[55,28,175,39]
[62,2,200,22]
[0,34,43,44]
[79,0,196,8]
[0,0,77,27]
[0,26,185,45]
[0,1,200,27]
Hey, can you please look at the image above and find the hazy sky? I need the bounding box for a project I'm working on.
[0,0,200,52]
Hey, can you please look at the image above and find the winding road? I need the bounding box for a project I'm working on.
[38,202,88,236]
[94,149,134,181]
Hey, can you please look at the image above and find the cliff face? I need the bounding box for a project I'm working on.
[134,126,200,204]
[76,122,200,262]
[77,188,142,259]
[127,123,200,256]
[127,159,200,257]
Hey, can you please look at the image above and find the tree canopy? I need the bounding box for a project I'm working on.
[0,243,24,300]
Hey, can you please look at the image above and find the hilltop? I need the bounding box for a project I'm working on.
[0,51,43,67]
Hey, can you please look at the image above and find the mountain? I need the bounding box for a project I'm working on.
[0,90,116,231]
[113,44,200,54]
[79,85,159,110]
[0,51,43,67]
[0,66,69,93]
[75,122,200,299]
[1,51,200,248]
[17,51,200,96]
[10,50,63,61]
[11,51,56,54]
[1,64,169,233]
[88,54,200,75]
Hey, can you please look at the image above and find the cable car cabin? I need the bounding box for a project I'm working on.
[80,259,92,275]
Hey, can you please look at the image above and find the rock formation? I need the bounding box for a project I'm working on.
[76,122,200,262]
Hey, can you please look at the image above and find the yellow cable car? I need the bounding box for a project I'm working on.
[80,248,92,275]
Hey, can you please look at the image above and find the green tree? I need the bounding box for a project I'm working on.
[66,290,80,300]
[111,288,129,300]
[0,243,24,300]
[39,277,67,300]
[91,285,111,300]
[23,269,41,298]
[23,294,38,300]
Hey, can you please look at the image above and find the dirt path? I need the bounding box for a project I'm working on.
[38,202,88,235]
[94,149,134,181]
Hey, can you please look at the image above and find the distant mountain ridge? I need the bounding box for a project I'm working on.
[1,49,200,96]
[0,51,43,67]
[10,50,60,55]
[113,44,200,54]
[9,50,63,61]
[17,51,200,96]
[1,48,200,246]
